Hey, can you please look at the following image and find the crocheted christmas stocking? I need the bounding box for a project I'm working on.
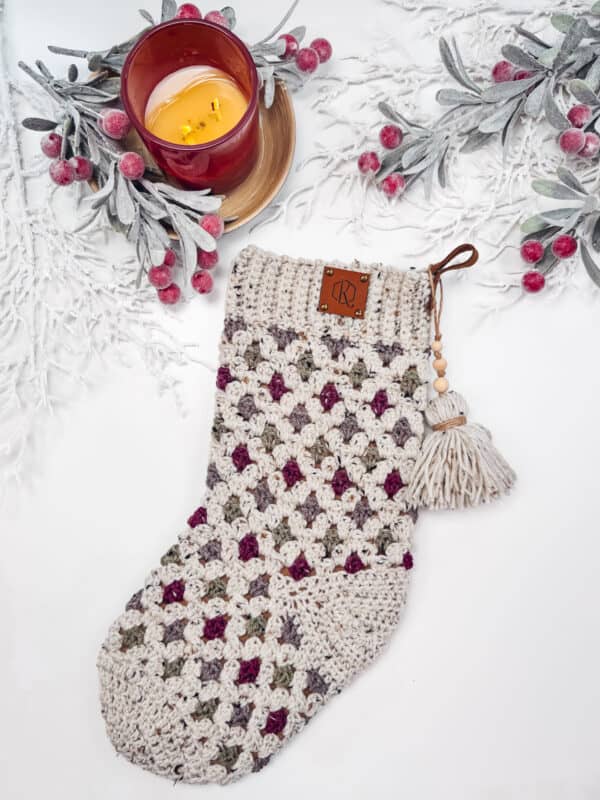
[98,245,432,783]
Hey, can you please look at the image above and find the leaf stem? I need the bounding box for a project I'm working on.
[48,45,89,58]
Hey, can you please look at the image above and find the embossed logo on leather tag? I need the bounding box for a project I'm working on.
[318,267,369,319]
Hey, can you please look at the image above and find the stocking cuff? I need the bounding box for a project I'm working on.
[227,245,431,351]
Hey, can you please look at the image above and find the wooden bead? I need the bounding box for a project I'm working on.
[433,376,449,394]
[432,340,442,352]
[433,357,447,372]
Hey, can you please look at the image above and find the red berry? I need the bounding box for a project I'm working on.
[279,33,298,59]
[491,60,516,82]
[49,159,75,186]
[198,248,219,269]
[295,47,319,74]
[521,271,545,293]
[513,69,534,81]
[191,270,213,294]
[175,3,202,18]
[379,124,403,149]
[100,109,131,140]
[157,283,181,304]
[41,132,62,158]
[310,37,332,63]
[199,213,224,239]
[118,151,145,180]
[148,265,172,289]
[558,128,586,154]
[204,9,228,26]
[579,132,600,158]
[520,239,544,264]
[567,104,592,128]
[68,156,93,181]
[357,150,380,175]
[380,172,406,197]
[551,234,578,259]
[163,248,176,267]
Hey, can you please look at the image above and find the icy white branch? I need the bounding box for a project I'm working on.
[0,0,205,498]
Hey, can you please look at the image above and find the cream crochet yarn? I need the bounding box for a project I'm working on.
[97,245,434,783]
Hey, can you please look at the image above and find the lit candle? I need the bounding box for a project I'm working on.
[121,19,260,190]
[144,65,249,146]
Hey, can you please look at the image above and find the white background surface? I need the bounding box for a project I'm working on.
[3,1,600,798]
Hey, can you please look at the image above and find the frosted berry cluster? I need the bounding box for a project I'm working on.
[357,123,407,199]
[557,105,600,159]
[175,4,231,26]
[490,57,600,160]
[519,234,578,293]
[277,32,332,74]
[148,214,224,304]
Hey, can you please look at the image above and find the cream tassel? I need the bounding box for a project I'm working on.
[407,390,516,509]
[406,244,516,511]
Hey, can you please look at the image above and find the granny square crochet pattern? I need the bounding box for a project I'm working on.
[98,245,432,783]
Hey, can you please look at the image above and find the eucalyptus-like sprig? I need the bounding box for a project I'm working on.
[248,1,310,108]
[521,168,600,287]
[19,57,220,284]
[364,2,600,287]
[373,4,600,187]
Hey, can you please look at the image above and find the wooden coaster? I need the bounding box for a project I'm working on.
[222,81,295,232]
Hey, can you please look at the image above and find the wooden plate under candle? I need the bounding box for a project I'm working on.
[91,80,295,234]
[220,81,295,231]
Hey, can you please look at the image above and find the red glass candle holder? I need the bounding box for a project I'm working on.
[121,19,260,193]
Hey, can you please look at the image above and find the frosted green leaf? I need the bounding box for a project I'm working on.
[556,167,587,194]
[478,97,520,133]
[436,89,481,106]
[524,79,547,117]
[481,75,539,103]
[532,179,585,200]
[543,84,569,130]
[569,79,599,106]
[581,242,600,287]
[501,44,541,70]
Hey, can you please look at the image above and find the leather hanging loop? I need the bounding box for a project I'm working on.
[429,243,479,281]
[428,243,479,317]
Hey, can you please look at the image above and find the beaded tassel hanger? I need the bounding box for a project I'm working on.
[407,244,516,510]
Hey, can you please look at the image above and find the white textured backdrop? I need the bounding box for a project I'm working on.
[2,1,600,798]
